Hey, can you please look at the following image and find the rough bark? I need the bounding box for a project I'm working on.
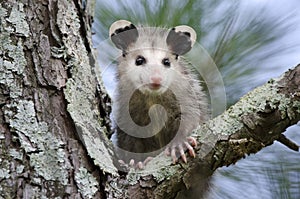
[0,0,110,198]
[0,1,299,199]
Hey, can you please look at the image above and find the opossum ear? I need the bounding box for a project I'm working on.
[166,25,197,56]
[109,20,138,52]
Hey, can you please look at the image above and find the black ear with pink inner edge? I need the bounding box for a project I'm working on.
[166,25,197,56]
[109,20,139,53]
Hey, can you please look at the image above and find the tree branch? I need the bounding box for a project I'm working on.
[105,64,300,199]
[1,0,299,197]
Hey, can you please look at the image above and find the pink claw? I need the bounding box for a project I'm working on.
[171,147,177,164]
[129,159,135,167]
[143,157,153,165]
[137,161,144,170]
[187,136,197,147]
[118,156,154,170]
[185,141,196,158]
[165,136,198,163]
[164,147,171,156]
[178,144,187,163]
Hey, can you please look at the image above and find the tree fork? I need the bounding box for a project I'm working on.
[0,0,299,198]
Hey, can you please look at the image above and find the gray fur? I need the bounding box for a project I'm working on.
[110,22,208,163]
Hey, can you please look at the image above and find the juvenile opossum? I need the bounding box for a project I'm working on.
[109,20,208,168]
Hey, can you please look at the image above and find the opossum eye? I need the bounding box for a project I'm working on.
[162,58,171,67]
[135,56,146,66]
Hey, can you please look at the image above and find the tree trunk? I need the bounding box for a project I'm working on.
[1,0,110,198]
[0,1,299,199]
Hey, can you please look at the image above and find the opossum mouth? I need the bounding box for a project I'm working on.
[148,83,161,90]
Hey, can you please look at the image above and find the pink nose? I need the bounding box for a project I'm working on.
[150,76,162,84]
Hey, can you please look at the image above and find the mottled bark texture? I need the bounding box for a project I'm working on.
[0,1,299,199]
[0,0,111,198]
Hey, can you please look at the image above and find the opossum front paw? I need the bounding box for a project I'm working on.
[165,136,197,164]
[118,157,153,170]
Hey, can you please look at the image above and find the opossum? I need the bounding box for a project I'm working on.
[109,20,208,168]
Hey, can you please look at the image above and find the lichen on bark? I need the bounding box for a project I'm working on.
[75,167,99,199]
[55,0,117,175]
[1,2,74,196]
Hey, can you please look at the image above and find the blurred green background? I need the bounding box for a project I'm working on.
[92,0,300,198]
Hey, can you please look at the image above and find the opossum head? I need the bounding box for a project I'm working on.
[109,20,197,94]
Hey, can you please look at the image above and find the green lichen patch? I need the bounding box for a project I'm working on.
[6,3,30,37]
[197,77,298,139]
[9,148,23,160]
[0,4,27,99]
[57,0,117,175]
[75,167,99,199]
[16,165,25,174]
[229,80,289,118]
[125,153,180,185]
[0,165,10,180]
[0,6,7,18]
[0,37,25,97]
[4,100,70,186]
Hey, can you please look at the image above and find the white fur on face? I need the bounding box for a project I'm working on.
[118,48,181,94]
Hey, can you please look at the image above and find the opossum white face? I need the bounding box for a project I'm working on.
[118,48,177,93]
[109,20,197,94]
